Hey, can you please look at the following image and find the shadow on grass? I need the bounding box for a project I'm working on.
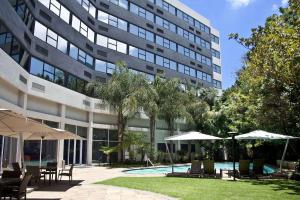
[246,180,300,195]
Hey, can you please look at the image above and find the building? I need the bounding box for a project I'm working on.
[0,0,222,165]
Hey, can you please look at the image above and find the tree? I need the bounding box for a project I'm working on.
[89,62,146,162]
[228,0,300,136]
[135,76,161,160]
[158,78,191,155]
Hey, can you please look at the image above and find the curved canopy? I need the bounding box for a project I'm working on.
[165,131,222,141]
[233,130,299,140]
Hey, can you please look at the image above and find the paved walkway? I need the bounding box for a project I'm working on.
[27,166,176,200]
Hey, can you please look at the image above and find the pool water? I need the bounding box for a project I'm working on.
[124,162,276,174]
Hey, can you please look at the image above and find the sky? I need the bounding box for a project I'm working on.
[180,0,289,89]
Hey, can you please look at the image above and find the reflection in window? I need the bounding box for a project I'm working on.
[129,24,154,42]
[129,3,154,22]
[38,0,70,23]
[71,15,95,42]
[69,44,94,69]
[95,59,116,74]
[76,0,96,17]
[109,0,128,9]
[96,34,127,54]
[129,46,154,63]
[34,21,67,53]
[98,10,127,31]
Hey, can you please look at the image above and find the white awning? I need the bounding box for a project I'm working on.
[165,131,222,141]
[231,130,299,140]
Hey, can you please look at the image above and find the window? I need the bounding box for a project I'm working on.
[155,35,175,50]
[129,46,154,63]
[196,70,212,83]
[212,49,220,59]
[195,36,211,50]
[211,34,220,44]
[71,15,95,42]
[29,57,65,86]
[213,64,221,74]
[213,79,222,89]
[109,0,128,9]
[34,21,68,53]
[69,44,94,68]
[155,55,176,70]
[129,24,154,42]
[98,10,128,31]
[97,34,127,54]
[196,53,212,66]
[195,20,210,34]
[130,69,155,82]
[76,0,96,17]
[95,59,116,74]
[129,3,154,22]
[38,0,70,23]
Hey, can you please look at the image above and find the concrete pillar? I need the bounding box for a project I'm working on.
[87,112,93,165]
[57,105,66,167]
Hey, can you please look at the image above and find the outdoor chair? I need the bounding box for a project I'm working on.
[252,159,265,178]
[12,162,22,177]
[1,173,32,200]
[187,160,202,177]
[42,162,58,184]
[58,164,74,183]
[239,160,250,177]
[203,160,216,177]
[26,166,45,185]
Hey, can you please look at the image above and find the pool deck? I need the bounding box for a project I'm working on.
[27,166,175,200]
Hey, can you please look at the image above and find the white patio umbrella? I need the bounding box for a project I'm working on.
[0,109,84,169]
[164,131,222,172]
[229,130,299,172]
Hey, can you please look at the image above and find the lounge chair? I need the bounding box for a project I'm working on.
[203,160,216,177]
[239,160,250,177]
[12,162,22,177]
[187,160,202,177]
[252,159,265,178]
[1,170,21,178]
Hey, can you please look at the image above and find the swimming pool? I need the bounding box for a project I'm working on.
[124,162,276,174]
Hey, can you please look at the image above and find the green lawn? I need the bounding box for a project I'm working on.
[98,177,300,200]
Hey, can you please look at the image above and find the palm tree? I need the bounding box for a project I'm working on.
[157,78,191,156]
[88,61,146,162]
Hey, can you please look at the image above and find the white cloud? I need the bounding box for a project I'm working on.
[281,0,288,7]
[272,0,288,11]
[227,0,253,9]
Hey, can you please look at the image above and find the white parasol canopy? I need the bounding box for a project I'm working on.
[232,130,298,140]
[0,109,84,169]
[229,130,299,172]
[165,131,222,141]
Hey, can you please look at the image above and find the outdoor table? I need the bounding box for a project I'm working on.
[40,166,58,184]
[0,178,21,186]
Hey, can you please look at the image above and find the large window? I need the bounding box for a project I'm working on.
[196,53,212,66]
[213,79,222,89]
[195,20,210,34]
[177,9,194,26]
[129,24,154,42]
[211,34,220,44]
[96,35,127,54]
[155,35,176,51]
[76,0,96,17]
[155,16,176,33]
[196,36,211,50]
[29,57,65,85]
[213,64,221,74]
[69,44,94,69]
[95,59,116,74]
[71,15,95,42]
[212,49,220,59]
[155,0,176,15]
[98,10,127,31]
[155,55,177,71]
[34,21,68,54]
[109,0,128,9]
[38,0,70,23]
[129,3,154,22]
[129,46,154,63]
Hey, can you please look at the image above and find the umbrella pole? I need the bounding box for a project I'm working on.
[39,138,43,167]
[280,139,289,172]
[165,142,174,173]
[232,135,236,181]
[0,136,4,173]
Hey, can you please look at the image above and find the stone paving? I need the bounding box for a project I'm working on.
[27,166,176,200]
